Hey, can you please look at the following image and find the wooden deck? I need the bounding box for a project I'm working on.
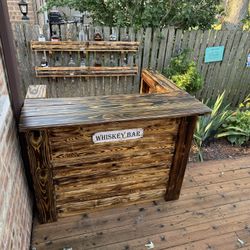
[31,156,250,250]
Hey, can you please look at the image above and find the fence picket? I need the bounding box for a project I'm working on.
[163,26,175,68]
[220,31,242,102]
[232,47,249,106]
[156,28,168,72]
[227,32,249,105]
[142,28,152,69]
[150,28,160,70]
[135,28,144,93]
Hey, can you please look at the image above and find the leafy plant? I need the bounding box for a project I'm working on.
[193,91,231,161]
[163,49,203,94]
[44,0,221,30]
[217,95,250,146]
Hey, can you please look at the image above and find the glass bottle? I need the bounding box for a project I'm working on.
[68,55,76,67]
[38,34,46,42]
[123,56,128,66]
[55,56,61,67]
[124,34,130,41]
[80,57,86,67]
[79,27,88,41]
[109,33,117,41]
[41,56,48,67]
[51,31,60,42]
[94,57,102,67]
[110,55,115,66]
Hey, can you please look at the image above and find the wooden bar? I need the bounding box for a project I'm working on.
[19,70,210,223]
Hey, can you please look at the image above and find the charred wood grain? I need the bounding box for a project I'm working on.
[165,116,198,201]
[25,130,57,223]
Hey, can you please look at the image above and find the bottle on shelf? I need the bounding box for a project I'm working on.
[109,34,117,41]
[41,56,48,67]
[123,56,128,66]
[110,55,115,66]
[79,26,88,41]
[51,31,60,42]
[80,56,86,67]
[68,55,76,67]
[38,27,46,42]
[38,34,46,42]
[94,32,103,41]
[124,34,130,41]
[94,56,102,67]
[55,56,61,67]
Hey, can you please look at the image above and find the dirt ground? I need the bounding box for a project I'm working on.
[189,138,250,162]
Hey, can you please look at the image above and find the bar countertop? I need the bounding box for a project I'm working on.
[19,92,211,131]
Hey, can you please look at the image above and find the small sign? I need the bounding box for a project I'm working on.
[205,46,224,63]
[92,128,144,144]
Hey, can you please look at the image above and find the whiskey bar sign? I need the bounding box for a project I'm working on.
[92,128,144,144]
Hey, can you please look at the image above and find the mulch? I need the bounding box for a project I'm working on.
[189,138,250,162]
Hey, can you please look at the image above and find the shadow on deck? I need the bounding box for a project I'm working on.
[31,156,250,250]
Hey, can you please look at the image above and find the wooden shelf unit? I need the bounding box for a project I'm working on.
[31,41,140,52]
[35,66,139,78]
[31,41,139,78]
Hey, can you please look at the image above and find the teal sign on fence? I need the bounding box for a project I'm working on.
[205,46,224,63]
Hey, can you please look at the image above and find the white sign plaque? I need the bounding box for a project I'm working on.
[92,128,144,144]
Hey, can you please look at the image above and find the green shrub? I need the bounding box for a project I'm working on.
[163,49,203,94]
[193,91,231,161]
[217,95,250,145]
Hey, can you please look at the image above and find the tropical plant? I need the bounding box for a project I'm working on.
[163,49,203,94]
[193,91,231,161]
[44,0,221,30]
[217,95,250,145]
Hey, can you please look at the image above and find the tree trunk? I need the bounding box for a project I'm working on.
[222,0,249,30]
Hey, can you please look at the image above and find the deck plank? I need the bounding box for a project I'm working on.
[31,156,250,250]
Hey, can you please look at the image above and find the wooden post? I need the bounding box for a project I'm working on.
[24,85,56,223]
[165,116,197,201]
[0,0,23,122]
[25,130,57,223]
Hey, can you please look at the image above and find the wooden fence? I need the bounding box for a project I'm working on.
[12,23,250,106]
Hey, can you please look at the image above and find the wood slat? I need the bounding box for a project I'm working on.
[55,169,170,204]
[35,66,138,78]
[163,26,175,68]
[156,28,168,71]
[56,188,167,218]
[142,28,152,69]
[31,41,140,52]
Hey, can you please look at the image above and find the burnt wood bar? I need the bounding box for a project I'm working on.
[19,70,210,223]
